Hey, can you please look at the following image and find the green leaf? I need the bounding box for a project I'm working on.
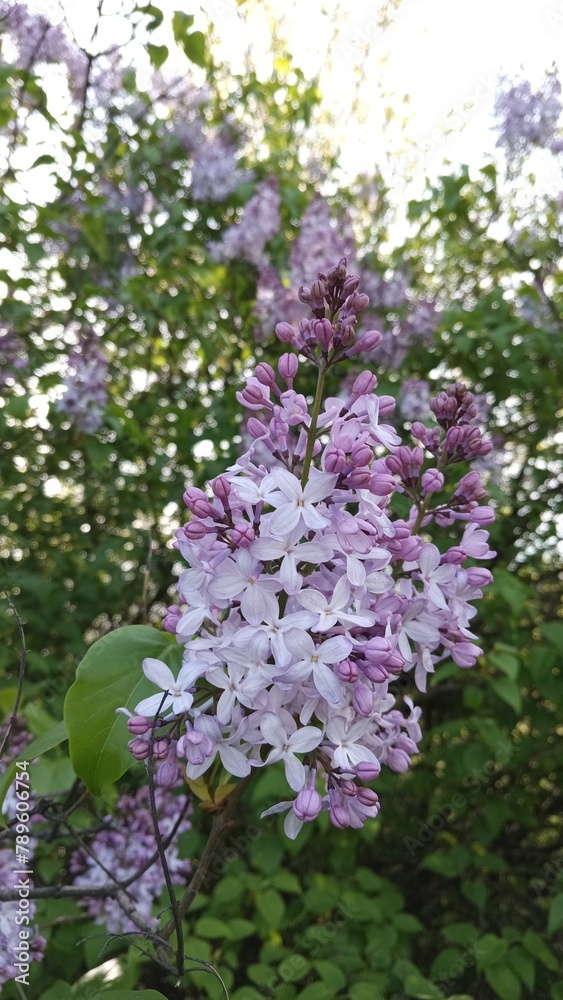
[270,870,302,894]
[491,677,522,715]
[147,43,168,68]
[0,720,67,824]
[540,622,563,648]
[278,955,311,982]
[182,30,206,67]
[442,923,479,946]
[547,892,563,936]
[64,625,181,795]
[475,934,508,970]
[255,887,285,928]
[522,931,559,971]
[404,969,445,998]
[248,963,276,987]
[195,916,230,939]
[484,965,521,1000]
[507,947,535,990]
[296,984,333,1000]
[313,961,347,992]
[104,993,169,999]
[172,10,195,37]
[489,648,520,680]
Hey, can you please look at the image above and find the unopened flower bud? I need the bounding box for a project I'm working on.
[156,760,181,788]
[346,329,382,357]
[421,468,444,493]
[278,353,298,383]
[152,738,170,760]
[184,520,214,540]
[276,321,297,343]
[255,362,277,387]
[212,476,231,502]
[357,786,379,807]
[293,787,323,822]
[337,658,358,683]
[324,446,347,474]
[127,715,151,735]
[354,760,381,782]
[469,505,495,525]
[231,523,256,547]
[128,738,151,760]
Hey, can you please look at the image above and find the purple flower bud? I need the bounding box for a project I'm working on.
[341,780,358,797]
[421,468,444,493]
[337,658,358,683]
[346,329,382,356]
[351,370,377,399]
[156,761,181,788]
[152,738,170,761]
[469,505,495,525]
[278,353,298,385]
[364,637,392,663]
[356,786,379,807]
[255,362,277,387]
[466,567,493,587]
[183,486,208,510]
[190,497,216,519]
[163,605,183,634]
[231,522,256,547]
[451,642,483,668]
[369,473,396,495]
[350,443,372,467]
[128,738,151,760]
[242,383,269,408]
[276,321,297,343]
[247,417,269,439]
[127,715,151,736]
[352,683,374,717]
[184,520,214,540]
[293,787,323,822]
[313,318,333,350]
[329,802,350,829]
[212,476,231,502]
[354,760,381,781]
[324,446,347,474]
[298,285,312,304]
[344,468,371,488]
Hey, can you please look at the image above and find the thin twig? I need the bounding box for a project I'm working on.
[162,773,253,939]
[0,593,28,762]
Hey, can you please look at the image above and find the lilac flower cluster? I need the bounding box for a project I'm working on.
[189,132,253,203]
[121,259,494,839]
[494,73,563,158]
[254,198,356,338]
[70,786,191,935]
[207,178,281,268]
[0,1,87,83]
[55,334,108,433]
[399,379,431,422]
[0,327,28,388]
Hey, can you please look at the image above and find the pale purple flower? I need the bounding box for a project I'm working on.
[134,658,195,717]
[265,468,338,535]
[260,712,323,791]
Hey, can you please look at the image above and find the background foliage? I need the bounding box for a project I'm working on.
[0,2,562,998]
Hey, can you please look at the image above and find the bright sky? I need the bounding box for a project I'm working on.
[194,0,563,196]
[15,0,563,204]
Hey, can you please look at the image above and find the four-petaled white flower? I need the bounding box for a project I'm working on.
[280,632,352,704]
[135,658,194,717]
[208,549,280,625]
[296,577,376,632]
[326,716,381,771]
[260,712,323,791]
[262,468,338,537]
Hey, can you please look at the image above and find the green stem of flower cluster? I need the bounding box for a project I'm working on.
[301,358,328,487]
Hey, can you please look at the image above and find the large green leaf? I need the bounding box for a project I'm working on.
[64,625,182,795]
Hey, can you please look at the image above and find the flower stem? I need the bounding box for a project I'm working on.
[301,358,328,486]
